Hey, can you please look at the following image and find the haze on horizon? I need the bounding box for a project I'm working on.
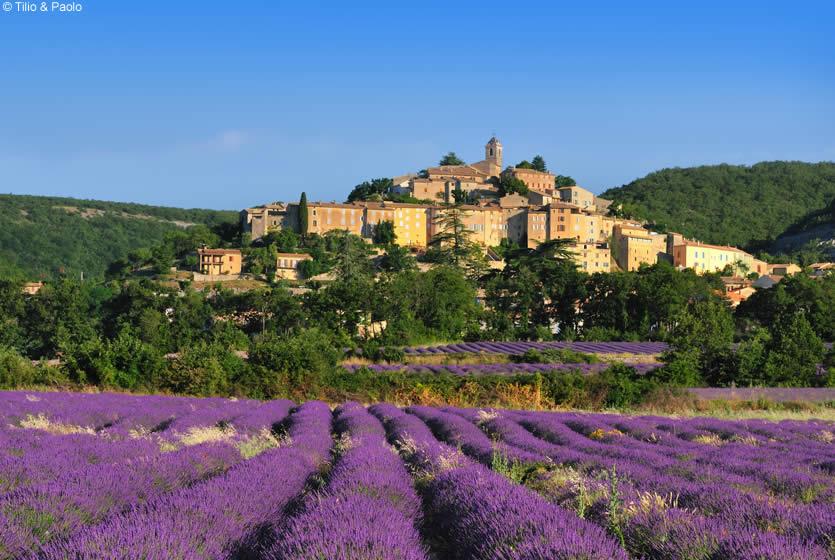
[0,0,833,210]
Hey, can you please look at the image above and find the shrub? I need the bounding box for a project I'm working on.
[248,328,341,398]
[0,345,38,388]
[159,342,241,396]
[512,348,599,364]
[358,342,405,363]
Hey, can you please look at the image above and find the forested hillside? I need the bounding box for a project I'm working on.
[0,194,237,280]
[601,162,835,248]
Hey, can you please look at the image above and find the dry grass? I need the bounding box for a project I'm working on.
[237,428,286,459]
[18,414,95,435]
[178,425,237,447]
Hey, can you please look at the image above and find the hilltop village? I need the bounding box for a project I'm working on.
[239,137,777,284]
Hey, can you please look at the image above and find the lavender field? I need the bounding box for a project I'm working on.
[1,391,833,559]
[402,341,669,355]
[344,362,662,375]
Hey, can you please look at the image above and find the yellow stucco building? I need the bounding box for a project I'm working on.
[672,241,767,275]
[197,248,242,276]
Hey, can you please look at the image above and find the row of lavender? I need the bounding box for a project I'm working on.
[1,392,626,559]
[1,391,833,559]
[344,362,661,375]
[405,405,834,559]
[402,340,669,355]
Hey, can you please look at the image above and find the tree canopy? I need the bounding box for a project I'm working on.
[0,194,237,281]
[600,162,835,249]
[439,152,465,166]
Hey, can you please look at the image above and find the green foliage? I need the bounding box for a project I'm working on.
[0,346,38,388]
[248,328,341,397]
[372,220,396,245]
[261,228,300,253]
[736,273,835,340]
[379,266,481,344]
[0,194,236,281]
[346,178,394,202]
[439,152,465,166]
[159,342,243,396]
[515,156,548,173]
[299,192,308,238]
[378,245,417,273]
[579,263,719,342]
[594,364,656,408]
[763,312,825,386]
[427,201,487,278]
[555,175,576,187]
[358,342,405,363]
[485,239,585,340]
[498,169,530,196]
[511,348,599,364]
[600,162,835,248]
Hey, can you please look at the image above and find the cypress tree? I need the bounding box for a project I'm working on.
[299,192,308,238]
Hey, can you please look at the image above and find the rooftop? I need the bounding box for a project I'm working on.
[198,248,241,256]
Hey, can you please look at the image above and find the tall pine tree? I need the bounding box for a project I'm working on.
[299,192,308,239]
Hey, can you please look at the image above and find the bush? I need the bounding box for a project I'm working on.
[359,342,405,363]
[511,348,599,364]
[763,312,825,386]
[158,342,242,396]
[248,328,341,398]
[592,364,657,408]
[0,346,38,388]
[655,348,704,387]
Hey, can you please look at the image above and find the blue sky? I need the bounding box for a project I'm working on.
[1,0,833,210]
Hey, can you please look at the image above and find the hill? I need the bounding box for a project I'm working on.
[600,161,835,249]
[771,197,835,258]
[0,194,238,280]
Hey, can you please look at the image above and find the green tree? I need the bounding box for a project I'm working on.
[498,169,529,196]
[299,192,309,238]
[579,272,637,338]
[373,220,397,245]
[763,312,825,386]
[427,199,486,278]
[555,175,576,188]
[261,228,300,253]
[439,152,465,166]
[380,267,480,343]
[346,178,394,202]
[23,278,99,358]
[160,342,241,396]
[0,345,38,388]
[248,328,341,398]
[0,280,25,350]
[485,239,585,339]
[379,245,417,273]
[531,155,547,172]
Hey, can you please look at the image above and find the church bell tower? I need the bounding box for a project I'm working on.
[485,136,502,171]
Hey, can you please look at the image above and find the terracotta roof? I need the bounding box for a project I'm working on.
[510,167,554,176]
[674,241,749,255]
[426,165,488,177]
[391,173,417,185]
[275,253,312,259]
[198,248,241,256]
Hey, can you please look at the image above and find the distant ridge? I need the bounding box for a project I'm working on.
[601,161,835,249]
[0,194,237,280]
